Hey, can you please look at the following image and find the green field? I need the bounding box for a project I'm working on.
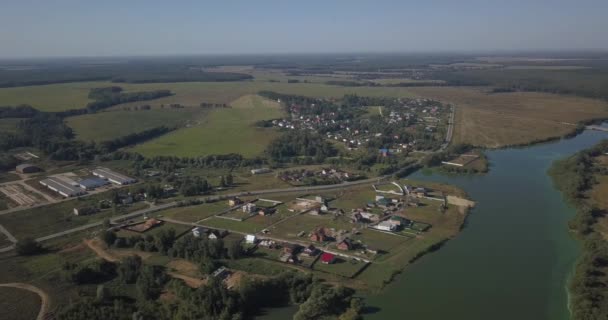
[0,81,101,111]
[66,108,203,141]
[0,80,419,113]
[132,94,286,157]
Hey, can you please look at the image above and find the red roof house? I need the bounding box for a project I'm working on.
[320,252,336,264]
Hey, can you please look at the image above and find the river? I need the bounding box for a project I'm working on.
[365,127,608,320]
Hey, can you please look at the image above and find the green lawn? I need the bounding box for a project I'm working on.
[66,108,203,142]
[0,196,148,240]
[116,222,192,239]
[312,257,368,278]
[132,94,286,157]
[160,201,229,223]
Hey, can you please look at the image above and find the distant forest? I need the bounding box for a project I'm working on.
[0,59,252,87]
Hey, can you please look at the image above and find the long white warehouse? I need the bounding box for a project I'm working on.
[92,167,137,185]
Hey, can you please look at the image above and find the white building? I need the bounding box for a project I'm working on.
[192,227,207,238]
[245,234,256,244]
[376,221,396,232]
[242,203,257,213]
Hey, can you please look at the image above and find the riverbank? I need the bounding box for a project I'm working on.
[548,139,608,320]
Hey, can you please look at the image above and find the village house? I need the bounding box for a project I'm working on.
[389,216,412,229]
[245,234,257,244]
[337,238,353,251]
[228,198,243,207]
[208,230,221,240]
[283,243,301,256]
[192,226,208,238]
[320,252,336,264]
[242,202,257,214]
[310,228,330,242]
[376,221,397,232]
[303,244,318,257]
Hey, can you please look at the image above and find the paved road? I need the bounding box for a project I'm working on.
[440,104,456,151]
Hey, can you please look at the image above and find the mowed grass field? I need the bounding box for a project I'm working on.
[408,87,608,148]
[0,286,42,320]
[66,108,203,141]
[131,95,286,157]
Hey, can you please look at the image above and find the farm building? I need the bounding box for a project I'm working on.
[92,167,137,185]
[320,252,336,264]
[40,177,86,197]
[78,177,109,190]
[16,164,41,174]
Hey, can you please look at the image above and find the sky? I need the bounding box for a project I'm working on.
[0,0,607,58]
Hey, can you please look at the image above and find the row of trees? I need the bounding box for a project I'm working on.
[0,104,39,118]
[85,87,173,113]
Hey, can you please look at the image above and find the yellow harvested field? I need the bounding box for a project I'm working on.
[408,87,608,147]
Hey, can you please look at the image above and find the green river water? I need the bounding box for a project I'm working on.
[261,127,608,320]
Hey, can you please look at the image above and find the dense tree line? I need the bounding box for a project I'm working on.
[62,259,116,285]
[111,71,252,84]
[266,131,338,162]
[98,126,173,153]
[549,139,608,319]
[0,60,252,88]
[0,154,19,171]
[85,87,173,113]
[0,105,39,118]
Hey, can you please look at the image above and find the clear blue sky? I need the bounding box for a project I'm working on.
[1,0,607,58]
